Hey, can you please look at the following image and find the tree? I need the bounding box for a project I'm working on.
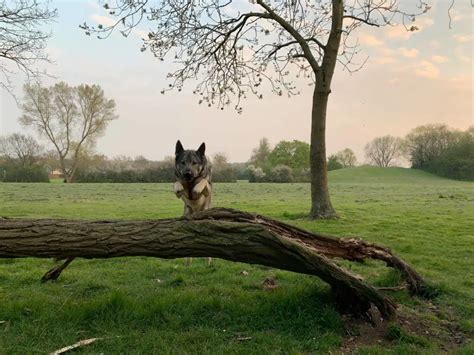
[81,0,428,218]
[250,138,272,169]
[212,152,228,169]
[429,133,474,181]
[365,136,403,168]
[327,155,343,171]
[335,148,357,168]
[1,208,430,319]
[212,152,237,182]
[268,140,310,173]
[0,133,43,166]
[404,124,458,170]
[0,0,56,93]
[405,126,474,181]
[19,82,117,182]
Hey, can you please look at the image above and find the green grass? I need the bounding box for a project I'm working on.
[0,167,473,353]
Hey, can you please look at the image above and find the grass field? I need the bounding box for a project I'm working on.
[0,167,473,354]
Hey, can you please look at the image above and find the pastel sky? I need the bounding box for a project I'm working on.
[0,0,472,163]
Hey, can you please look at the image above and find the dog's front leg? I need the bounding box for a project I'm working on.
[193,179,210,196]
[173,181,185,198]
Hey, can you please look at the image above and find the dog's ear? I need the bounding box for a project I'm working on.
[197,142,206,157]
[175,140,184,156]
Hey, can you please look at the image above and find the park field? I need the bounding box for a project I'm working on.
[0,167,473,353]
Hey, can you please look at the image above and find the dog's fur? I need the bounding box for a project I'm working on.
[173,140,212,265]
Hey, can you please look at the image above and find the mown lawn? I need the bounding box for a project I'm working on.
[0,167,472,353]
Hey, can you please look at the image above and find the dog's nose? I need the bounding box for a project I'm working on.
[184,172,192,180]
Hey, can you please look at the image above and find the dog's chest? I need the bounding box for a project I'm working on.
[183,194,206,210]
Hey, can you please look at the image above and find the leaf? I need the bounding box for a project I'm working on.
[49,338,101,355]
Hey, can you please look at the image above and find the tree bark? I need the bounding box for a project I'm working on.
[0,208,429,320]
[309,0,343,219]
[310,85,336,219]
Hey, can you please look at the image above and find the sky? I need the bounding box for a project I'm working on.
[0,0,472,163]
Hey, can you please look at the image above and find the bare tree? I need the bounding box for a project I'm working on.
[250,138,272,168]
[0,133,43,166]
[365,135,403,167]
[0,0,57,94]
[19,82,117,182]
[335,148,357,168]
[212,152,228,169]
[81,0,428,218]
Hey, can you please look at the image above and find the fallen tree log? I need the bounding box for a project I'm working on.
[0,208,428,320]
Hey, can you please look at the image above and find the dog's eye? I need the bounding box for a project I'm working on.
[192,162,197,165]
[180,161,185,165]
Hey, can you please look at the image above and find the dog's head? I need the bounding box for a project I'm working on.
[175,140,207,182]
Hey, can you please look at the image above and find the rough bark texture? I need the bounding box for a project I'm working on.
[0,208,428,319]
[309,0,343,219]
[310,86,336,219]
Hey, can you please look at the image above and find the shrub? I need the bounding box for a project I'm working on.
[327,155,343,171]
[269,165,294,183]
[213,167,237,182]
[247,165,267,182]
[75,164,239,183]
[0,164,49,183]
[75,166,175,183]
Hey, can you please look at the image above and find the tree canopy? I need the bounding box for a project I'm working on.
[20,82,117,182]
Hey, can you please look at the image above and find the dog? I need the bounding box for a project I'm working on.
[173,140,212,265]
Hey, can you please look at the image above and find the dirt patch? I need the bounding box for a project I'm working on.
[262,276,279,291]
[338,302,471,353]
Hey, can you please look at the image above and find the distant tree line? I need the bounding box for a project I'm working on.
[404,125,473,181]
[2,124,471,183]
[364,125,473,181]
[0,133,49,182]
[75,153,246,183]
[247,138,357,183]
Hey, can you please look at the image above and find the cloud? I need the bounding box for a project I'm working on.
[385,26,414,40]
[385,18,434,40]
[449,75,473,90]
[414,61,439,79]
[373,56,397,65]
[455,47,472,63]
[448,9,473,23]
[428,40,440,49]
[86,1,103,12]
[358,33,384,47]
[398,47,418,58]
[132,29,149,39]
[431,55,448,64]
[453,34,472,43]
[90,14,116,27]
[416,18,435,30]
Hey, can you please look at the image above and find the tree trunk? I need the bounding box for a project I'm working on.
[0,208,429,320]
[58,156,72,183]
[310,84,337,219]
[309,0,343,219]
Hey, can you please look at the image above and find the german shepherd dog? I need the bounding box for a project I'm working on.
[173,140,212,265]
